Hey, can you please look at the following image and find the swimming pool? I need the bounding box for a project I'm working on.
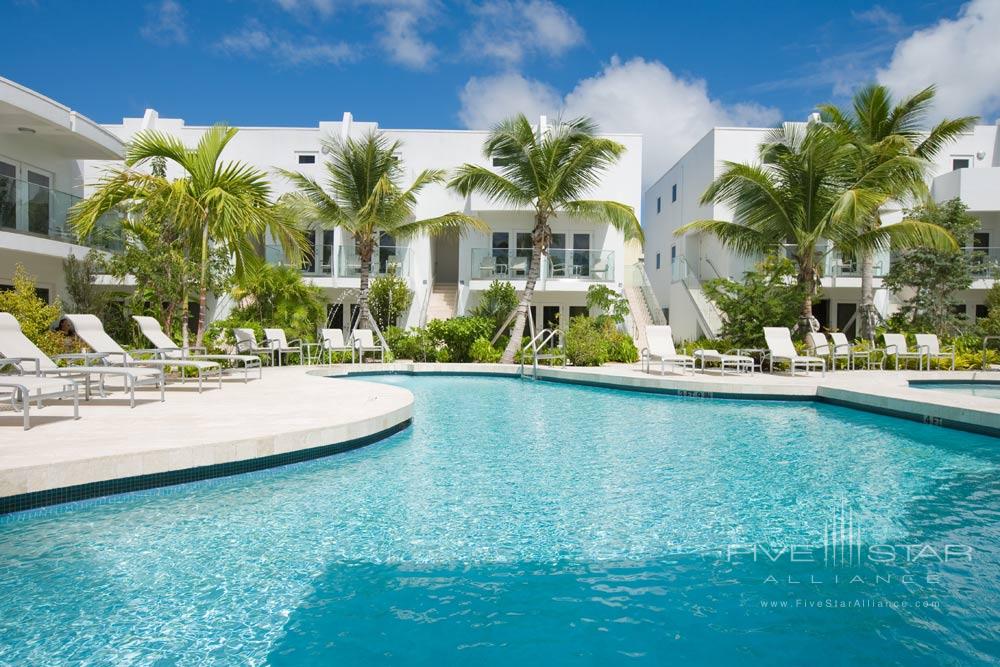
[912,381,1000,400]
[0,375,998,664]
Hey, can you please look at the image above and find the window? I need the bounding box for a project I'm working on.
[976,304,989,320]
[671,184,677,202]
[655,252,661,270]
[0,284,49,303]
[26,169,51,235]
[0,160,15,230]
[952,157,970,170]
[974,232,990,249]
[656,197,661,214]
[297,154,317,164]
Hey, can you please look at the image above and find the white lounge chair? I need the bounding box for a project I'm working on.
[1,358,80,430]
[915,333,955,371]
[133,316,262,382]
[66,314,222,392]
[263,328,304,366]
[764,327,825,376]
[320,328,354,364]
[692,348,754,375]
[828,332,876,370]
[351,329,384,363]
[0,312,164,407]
[882,333,927,371]
[806,332,852,370]
[641,325,695,375]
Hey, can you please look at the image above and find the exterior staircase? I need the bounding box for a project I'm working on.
[625,262,667,351]
[426,283,458,321]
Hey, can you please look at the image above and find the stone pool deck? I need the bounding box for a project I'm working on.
[0,370,413,512]
[1,361,997,513]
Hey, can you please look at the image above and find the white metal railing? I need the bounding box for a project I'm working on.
[470,247,614,282]
[519,327,565,379]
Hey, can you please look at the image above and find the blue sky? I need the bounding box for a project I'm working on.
[7,0,998,184]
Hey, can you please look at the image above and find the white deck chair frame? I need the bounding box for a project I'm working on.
[133,316,262,381]
[641,325,695,375]
[0,359,80,430]
[0,313,164,408]
[263,328,304,367]
[914,334,955,371]
[881,333,928,371]
[764,327,826,377]
[66,314,222,392]
[320,329,354,364]
[351,329,384,363]
[806,332,853,370]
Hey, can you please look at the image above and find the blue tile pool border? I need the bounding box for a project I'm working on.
[0,419,411,516]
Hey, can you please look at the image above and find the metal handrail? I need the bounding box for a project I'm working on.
[519,327,565,379]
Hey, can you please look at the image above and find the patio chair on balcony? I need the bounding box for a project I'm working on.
[641,325,695,375]
[320,328,354,364]
[66,314,223,392]
[263,328,305,366]
[510,256,529,277]
[881,333,927,371]
[478,255,498,279]
[763,327,825,376]
[351,329,384,363]
[591,258,611,280]
[915,334,955,370]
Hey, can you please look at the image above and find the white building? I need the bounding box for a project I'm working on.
[1,76,645,336]
[93,110,643,332]
[0,76,124,303]
[643,120,1000,341]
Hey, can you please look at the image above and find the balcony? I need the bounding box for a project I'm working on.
[0,174,121,252]
[265,243,408,279]
[967,247,1000,279]
[470,248,614,282]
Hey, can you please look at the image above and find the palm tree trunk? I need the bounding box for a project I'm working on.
[857,250,877,343]
[195,221,210,348]
[357,243,373,330]
[797,259,819,333]
[500,244,542,364]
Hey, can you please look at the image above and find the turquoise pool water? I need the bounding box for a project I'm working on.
[0,375,998,664]
[913,381,1000,399]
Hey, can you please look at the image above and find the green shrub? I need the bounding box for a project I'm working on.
[471,280,518,333]
[229,263,326,343]
[369,273,414,331]
[435,347,452,363]
[426,316,493,362]
[565,316,609,366]
[469,336,502,363]
[384,325,435,361]
[0,265,66,359]
[586,285,629,324]
[606,328,639,363]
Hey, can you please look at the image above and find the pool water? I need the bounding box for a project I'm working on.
[913,381,1000,399]
[1,376,998,665]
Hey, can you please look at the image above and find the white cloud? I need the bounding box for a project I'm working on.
[853,5,903,34]
[463,0,584,65]
[458,73,561,128]
[140,0,188,45]
[458,57,781,188]
[376,0,439,69]
[274,0,336,18]
[216,22,355,66]
[877,0,1000,119]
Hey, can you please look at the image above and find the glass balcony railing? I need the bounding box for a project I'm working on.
[337,245,408,278]
[967,247,1000,278]
[470,247,614,281]
[0,173,122,252]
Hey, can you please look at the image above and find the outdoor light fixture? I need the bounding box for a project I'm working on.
[17,127,35,134]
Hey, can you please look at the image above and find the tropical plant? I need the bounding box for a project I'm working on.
[0,265,65,358]
[280,131,485,329]
[426,316,494,363]
[384,325,436,361]
[368,273,414,331]
[675,120,956,330]
[883,199,980,335]
[470,280,519,334]
[702,255,806,347]
[449,115,643,363]
[69,125,304,347]
[585,284,629,324]
[469,337,502,363]
[63,251,109,315]
[820,84,978,341]
[229,263,326,342]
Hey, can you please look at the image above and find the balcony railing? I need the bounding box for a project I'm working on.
[0,174,122,252]
[337,245,408,278]
[471,248,614,281]
[967,247,1000,278]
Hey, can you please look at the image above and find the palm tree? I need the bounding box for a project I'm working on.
[70,126,303,346]
[819,84,978,342]
[279,130,486,330]
[675,120,956,329]
[449,115,643,364]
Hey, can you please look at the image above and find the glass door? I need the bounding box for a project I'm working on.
[0,160,15,230]
[572,233,591,277]
[549,233,567,277]
[26,169,51,236]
